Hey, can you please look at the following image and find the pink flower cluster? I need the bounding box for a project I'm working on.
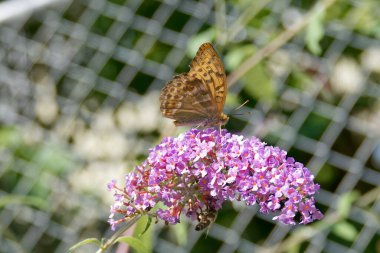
[108,128,323,230]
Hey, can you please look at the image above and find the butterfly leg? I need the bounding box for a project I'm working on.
[195,125,202,139]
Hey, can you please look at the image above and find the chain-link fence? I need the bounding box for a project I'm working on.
[1,0,379,252]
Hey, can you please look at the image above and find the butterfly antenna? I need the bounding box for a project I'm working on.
[231,112,251,116]
[233,100,249,111]
[230,100,250,117]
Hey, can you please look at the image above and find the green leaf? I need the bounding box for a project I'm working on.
[224,45,256,71]
[68,238,101,253]
[137,216,152,237]
[242,63,276,103]
[115,236,149,253]
[332,221,358,241]
[135,216,153,253]
[305,11,325,55]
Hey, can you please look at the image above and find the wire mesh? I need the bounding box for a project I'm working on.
[0,0,379,252]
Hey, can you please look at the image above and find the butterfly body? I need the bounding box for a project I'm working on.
[160,43,228,127]
[172,112,229,127]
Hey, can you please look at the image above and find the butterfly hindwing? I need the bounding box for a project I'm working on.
[160,74,215,126]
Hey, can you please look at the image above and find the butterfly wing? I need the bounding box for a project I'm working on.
[160,74,215,126]
[188,43,227,115]
[160,42,227,126]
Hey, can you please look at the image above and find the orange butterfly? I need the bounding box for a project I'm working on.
[160,43,229,127]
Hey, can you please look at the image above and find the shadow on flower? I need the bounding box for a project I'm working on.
[108,128,323,231]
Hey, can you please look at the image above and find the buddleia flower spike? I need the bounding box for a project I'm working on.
[108,128,323,231]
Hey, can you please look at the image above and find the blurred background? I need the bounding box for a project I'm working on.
[1,0,380,252]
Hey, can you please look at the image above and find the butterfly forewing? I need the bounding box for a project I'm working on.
[160,42,228,127]
[188,43,227,114]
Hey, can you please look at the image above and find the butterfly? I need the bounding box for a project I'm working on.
[160,42,229,127]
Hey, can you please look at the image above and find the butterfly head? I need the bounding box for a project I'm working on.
[219,113,229,126]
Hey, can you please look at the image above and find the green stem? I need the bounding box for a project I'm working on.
[96,215,141,253]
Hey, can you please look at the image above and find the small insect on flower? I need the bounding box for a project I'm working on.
[195,207,217,231]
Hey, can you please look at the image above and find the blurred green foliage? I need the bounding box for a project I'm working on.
[0,126,75,200]
[0,126,80,252]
